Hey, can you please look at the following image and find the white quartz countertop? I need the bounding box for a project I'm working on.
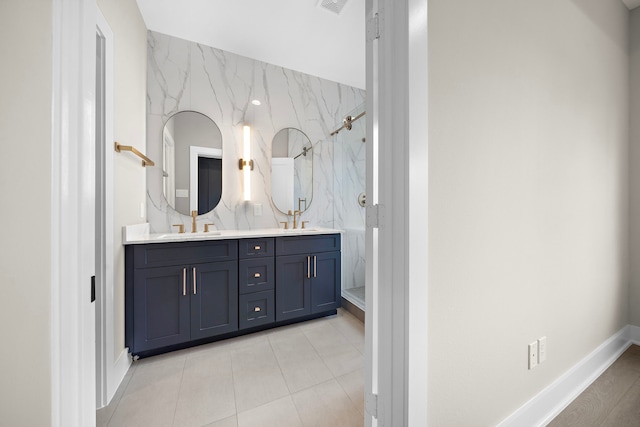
[123,223,344,245]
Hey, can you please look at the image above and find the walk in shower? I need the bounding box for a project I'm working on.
[333,103,366,311]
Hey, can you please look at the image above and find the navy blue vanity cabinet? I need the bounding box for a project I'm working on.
[238,238,275,329]
[190,260,238,340]
[275,234,341,322]
[132,265,191,352]
[126,240,238,355]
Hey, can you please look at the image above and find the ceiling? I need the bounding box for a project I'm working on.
[136,0,366,89]
[623,0,640,10]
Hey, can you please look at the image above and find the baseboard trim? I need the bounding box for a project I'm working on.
[497,325,633,427]
[107,348,131,406]
[629,324,640,345]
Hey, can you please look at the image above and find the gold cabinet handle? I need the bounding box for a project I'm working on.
[307,256,311,279]
[313,256,317,278]
[193,267,197,294]
[183,268,187,296]
[254,307,261,312]
[254,272,261,278]
[254,245,261,250]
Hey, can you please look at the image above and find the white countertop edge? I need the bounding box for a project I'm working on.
[122,225,345,245]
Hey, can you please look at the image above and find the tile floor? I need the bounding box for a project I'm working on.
[97,308,365,427]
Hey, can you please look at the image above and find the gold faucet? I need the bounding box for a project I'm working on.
[191,210,198,233]
[293,210,302,229]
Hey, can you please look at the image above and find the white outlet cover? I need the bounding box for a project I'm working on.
[254,203,263,216]
[529,342,538,370]
[538,336,547,363]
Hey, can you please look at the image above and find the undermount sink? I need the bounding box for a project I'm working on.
[280,227,320,233]
[156,231,221,239]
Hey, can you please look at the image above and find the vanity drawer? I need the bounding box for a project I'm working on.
[238,238,275,259]
[239,258,274,294]
[239,290,274,330]
[275,234,341,256]
[133,240,238,269]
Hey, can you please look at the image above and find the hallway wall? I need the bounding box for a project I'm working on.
[428,0,630,425]
[0,1,53,424]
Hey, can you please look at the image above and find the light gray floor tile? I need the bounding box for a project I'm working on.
[304,323,363,377]
[329,310,365,354]
[231,339,290,412]
[98,311,365,427]
[172,348,236,427]
[237,396,303,427]
[269,330,334,393]
[336,370,365,416]
[292,379,363,427]
[107,371,184,427]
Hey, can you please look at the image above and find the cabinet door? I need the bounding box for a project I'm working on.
[275,254,311,321]
[190,261,238,340]
[133,266,190,352]
[311,251,342,314]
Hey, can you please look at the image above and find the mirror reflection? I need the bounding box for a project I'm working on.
[271,128,313,214]
[162,111,223,215]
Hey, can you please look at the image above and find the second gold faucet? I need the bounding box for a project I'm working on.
[191,210,198,233]
[287,209,303,229]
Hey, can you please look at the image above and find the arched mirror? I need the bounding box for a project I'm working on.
[271,128,313,213]
[162,111,223,215]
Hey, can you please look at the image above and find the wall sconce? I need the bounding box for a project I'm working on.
[239,125,253,201]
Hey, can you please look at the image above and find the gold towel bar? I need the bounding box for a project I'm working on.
[114,142,155,167]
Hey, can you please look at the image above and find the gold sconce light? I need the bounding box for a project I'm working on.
[238,125,253,201]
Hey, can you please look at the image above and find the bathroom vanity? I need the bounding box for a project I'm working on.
[124,227,341,358]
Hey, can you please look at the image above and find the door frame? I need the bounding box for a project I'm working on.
[51,0,97,425]
[364,0,429,425]
[95,7,129,409]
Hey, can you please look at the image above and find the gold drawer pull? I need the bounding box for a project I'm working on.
[254,272,261,278]
[254,307,261,312]
[254,245,261,250]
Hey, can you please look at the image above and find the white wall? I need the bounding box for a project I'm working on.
[428,0,630,425]
[97,0,147,359]
[630,8,640,326]
[0,1,53,424]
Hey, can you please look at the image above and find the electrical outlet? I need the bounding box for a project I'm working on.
[253,203,263,216]
[529,341,538,369]
[538,336,547,363]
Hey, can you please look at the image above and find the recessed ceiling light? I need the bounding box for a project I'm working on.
[251,99,261,106]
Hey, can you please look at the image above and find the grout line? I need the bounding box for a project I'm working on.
[228,348,239,421]
[170,356,188,427]
[267,331,294,395]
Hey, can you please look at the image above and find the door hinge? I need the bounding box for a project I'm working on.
[367,12,381,42]
[365,392,379,419]
[366,204,385,229]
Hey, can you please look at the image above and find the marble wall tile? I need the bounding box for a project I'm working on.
[146,30,365,234]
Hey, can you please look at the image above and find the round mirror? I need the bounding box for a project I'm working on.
[162,111,223,215]
[271,128,313,214]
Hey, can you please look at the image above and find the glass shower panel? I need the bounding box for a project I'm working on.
[333,103,366,311]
